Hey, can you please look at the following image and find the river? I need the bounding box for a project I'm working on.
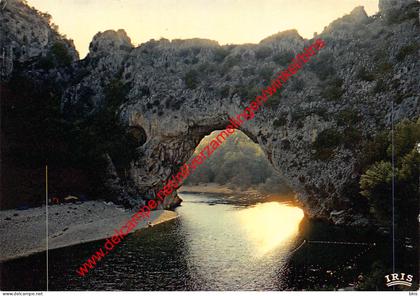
[1,193,381,291]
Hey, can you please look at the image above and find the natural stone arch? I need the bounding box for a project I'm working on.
[122,105,305,215]
[57,1,419,225]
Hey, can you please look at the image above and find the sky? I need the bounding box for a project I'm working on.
[26,0,379,58]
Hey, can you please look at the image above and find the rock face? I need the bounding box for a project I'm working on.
[88,29,133,58]
[0,0,78,79]
[2,0,419,225]
[378,0,419,23]
[379,0,416,12]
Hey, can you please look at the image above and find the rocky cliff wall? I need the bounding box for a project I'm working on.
[2,0,419,225]
[0,0,78,79]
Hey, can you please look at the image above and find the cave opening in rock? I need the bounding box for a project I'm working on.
[180,129,295,201]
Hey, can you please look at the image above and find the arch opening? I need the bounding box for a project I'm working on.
[176,128,306,267]
[180,129,296,203]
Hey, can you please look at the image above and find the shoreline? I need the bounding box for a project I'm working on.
[179,183,296,204]
[0,201,178,262]
[1,185,294,262]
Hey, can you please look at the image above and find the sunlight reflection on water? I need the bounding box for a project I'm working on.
[236,202,305,257]
[177,195,305,290]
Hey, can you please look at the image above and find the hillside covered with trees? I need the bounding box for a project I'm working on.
[184,130,293,195]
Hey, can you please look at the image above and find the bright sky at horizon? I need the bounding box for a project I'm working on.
[26,0,379,58]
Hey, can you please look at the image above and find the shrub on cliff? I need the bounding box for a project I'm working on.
[356,261,388,290]
[72,78,137,176]
[255,47,272,60]
[265,93,281,107]
[312,128,342,160]
[356,66,375,81]
[336,109,360,126]
[321,77,343,101]
[38,42,73,69]
[184,69,199,89]
[342,127,363,150]
[221,55,242,74]
[375,62,393,75]
[213,47,229,63]
[50,42,73,65]
[360,119,420,233]
[235,83,259,101]
[272,51,294,66]
[259,66,275,83]
[371,78,387,94]
[273,116,287,127]
[308,51,336,81]
[396,43,418,62]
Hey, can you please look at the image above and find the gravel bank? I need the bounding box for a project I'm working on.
[0,201,178,261]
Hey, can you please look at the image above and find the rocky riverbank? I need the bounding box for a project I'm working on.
[0,201,178,262]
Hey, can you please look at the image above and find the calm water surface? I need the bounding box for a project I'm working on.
[1,193,379,290]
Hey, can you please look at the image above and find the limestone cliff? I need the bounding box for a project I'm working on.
[0,0,78,79]
[2,0,419,225]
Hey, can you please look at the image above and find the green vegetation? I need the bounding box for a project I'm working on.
[197,62,218,74]
[356,261,388,290]
[358,118,419,281]
[312,128,342,160]
[356,66,375,81]
[50,42,73,65]
[265,94,281,107]
[321,77,343,101]
[291,108,306,127]
[184,69,200,89]
[342,127,363,149]
[219,85,230,98]
[336,109,360,126]
[185,130,292,194]
[360,160,393,221]
[354,60,394,92]
[258,66,274,82]
[371,78,387,94]
[394,91,415,104]
[357,131,388,172]
[234,83,259,101]
[310,107,328,119]
[360,119,419,230]
[272,51,294,66]
[221,55,241,74]
[396,43,418,62]
[255,47,273,60]
[213,47,229,63]
[273,116,287,127]
[68,79,138,173]
[308,51,336,81]
[313,111,365,159]
[38,42,73,69]
[375,62,393,75]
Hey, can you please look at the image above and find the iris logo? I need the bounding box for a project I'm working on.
[384,273,414,287]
